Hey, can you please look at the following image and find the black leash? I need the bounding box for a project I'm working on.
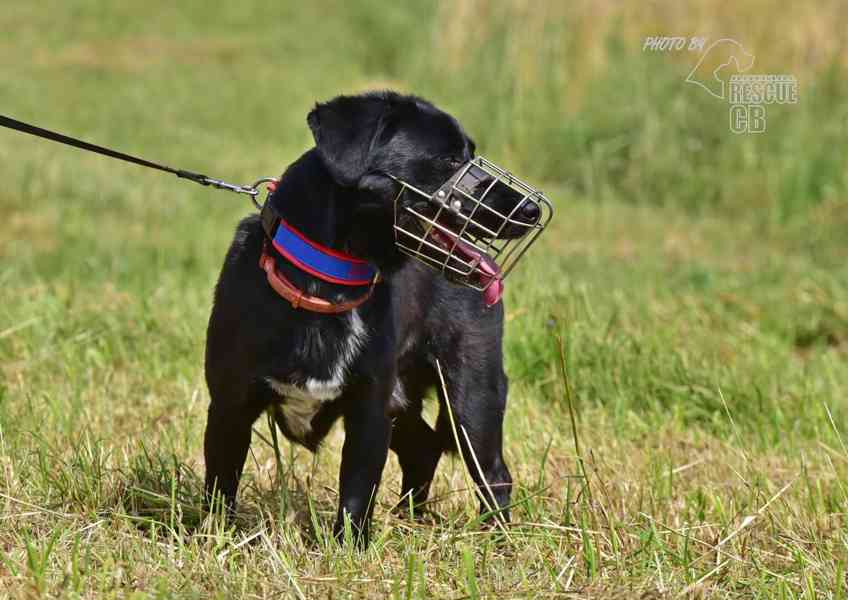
[0,114,274,208]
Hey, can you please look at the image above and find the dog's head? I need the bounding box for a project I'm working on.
[308,91,551,303]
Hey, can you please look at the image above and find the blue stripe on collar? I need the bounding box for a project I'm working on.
[271,219,378,286]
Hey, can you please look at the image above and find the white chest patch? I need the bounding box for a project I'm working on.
[267,309,368,439]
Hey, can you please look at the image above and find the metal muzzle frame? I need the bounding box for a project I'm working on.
[391,156,553,293]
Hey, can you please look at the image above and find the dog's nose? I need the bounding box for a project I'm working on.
[518,200,540,224]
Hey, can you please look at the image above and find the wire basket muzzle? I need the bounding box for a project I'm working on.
[391,156,553,292]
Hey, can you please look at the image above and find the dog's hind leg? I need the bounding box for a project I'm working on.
[390,412,443,512]
[388,372,443,513]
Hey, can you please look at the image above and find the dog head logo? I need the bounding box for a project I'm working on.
[686,38,755,99]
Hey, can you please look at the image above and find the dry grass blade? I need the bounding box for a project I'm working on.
[687,477,797,574]
[0,492,73,519]
[679,559,730,597]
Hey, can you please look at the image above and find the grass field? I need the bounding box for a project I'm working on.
[1,1,847,597]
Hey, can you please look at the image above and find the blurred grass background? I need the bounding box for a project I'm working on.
[1,1,847,597]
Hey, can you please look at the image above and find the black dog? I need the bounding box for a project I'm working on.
[204,91,538,546]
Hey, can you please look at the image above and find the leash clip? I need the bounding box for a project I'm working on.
[244,177,279,210]
[200,176,278,209]
[196,176,277,210]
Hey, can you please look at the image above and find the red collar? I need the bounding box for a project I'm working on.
[259,242,378,313]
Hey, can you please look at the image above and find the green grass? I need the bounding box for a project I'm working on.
[1,1,847,597]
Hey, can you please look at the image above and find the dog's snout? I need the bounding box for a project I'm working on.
[518,200,540,224]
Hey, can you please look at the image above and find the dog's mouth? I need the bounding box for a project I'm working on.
[427,226,504,306]
[390,156,552,306]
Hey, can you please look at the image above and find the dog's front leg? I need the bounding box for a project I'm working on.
[437,356,513,523]
[333,381,392,548]
[203,381,269,515]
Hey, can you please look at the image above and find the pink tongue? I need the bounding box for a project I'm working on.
[483,279,504,307]
[448,235,504,307]
[479,258,504,307]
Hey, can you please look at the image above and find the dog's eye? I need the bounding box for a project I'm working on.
[439,156,464,170]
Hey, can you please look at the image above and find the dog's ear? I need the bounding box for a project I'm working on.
[307,93,392,188]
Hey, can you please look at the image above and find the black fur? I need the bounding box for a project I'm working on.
[204,91,531,547]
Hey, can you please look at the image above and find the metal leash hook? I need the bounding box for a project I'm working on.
[246,177,279,210]
[200,176,278,209]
